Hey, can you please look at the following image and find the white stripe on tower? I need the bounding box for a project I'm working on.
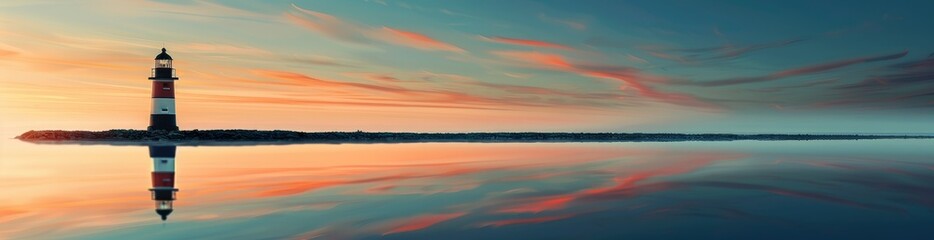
[152,157,176,172]
[151,98,176,115]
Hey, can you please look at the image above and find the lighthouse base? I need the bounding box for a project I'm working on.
[148,114,179,131]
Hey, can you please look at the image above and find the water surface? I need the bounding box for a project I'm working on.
[1,139,932,239]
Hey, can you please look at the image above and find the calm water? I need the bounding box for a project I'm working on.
[1,139,933,239]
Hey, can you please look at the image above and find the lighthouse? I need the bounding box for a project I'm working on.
[149,145,179,221]
[148,48,179,131]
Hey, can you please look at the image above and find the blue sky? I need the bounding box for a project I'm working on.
[0,0,932,133]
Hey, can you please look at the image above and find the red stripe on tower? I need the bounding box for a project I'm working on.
[151,81,175,98]
[151,172,176,187]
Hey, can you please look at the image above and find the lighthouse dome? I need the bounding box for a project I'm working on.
[155,48,173,60]
[156,209,174,221]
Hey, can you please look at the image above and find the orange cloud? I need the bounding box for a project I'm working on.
[250,69,602,109]
[0,47,17,57]
[466,81,621,100]
[254,70,411,93]
[482,36,571,50]
[0,209,27,223]
[187,93,502,111]
[590,70,715,109]
[286,4,370,43]
[492,50,716,108]
[367,74,404,82]
[379,27,464,52]
[288,4,463,52]
[492,51,572,69]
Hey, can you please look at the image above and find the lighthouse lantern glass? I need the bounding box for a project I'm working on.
[156,59,172,68]
[156,200,174,209]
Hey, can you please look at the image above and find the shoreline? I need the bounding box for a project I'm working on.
[15,129,933,146]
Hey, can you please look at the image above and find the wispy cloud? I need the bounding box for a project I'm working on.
[365,74,405,82]
[179,43,269,56]
[465,81,621,100]
[285,4,370,43]
[379,27,465,52]
[492,51,574,69]
[688,50,908,87]
[539,13,586,31]
[279,55,353,67]
[248,70,569,110]
[128,0,276,23]
[481,36,571,50]
[748,78,838,93]
[415,71,473,82]
[366,0,388,6]
[492,51,716,108]
[504,72,532,79]
[287,4,463,52]
[626,54,649,64]
[237,69,635,111]
[254,70,410,93]
[813,55,934,109]
[642,39,805,63]
[0,45,17,57]
[440,9,478,19]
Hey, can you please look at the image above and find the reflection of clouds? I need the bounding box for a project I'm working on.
[496,196,576,214]
[666,181,900,212]
[620,156,934,226]
[7,143,934,239]
[362,182,480,195]
[182,145,651,201]
[234,166,500,198]
[478,214,575,228]
[487,153,742,215]
[383,212,467,235]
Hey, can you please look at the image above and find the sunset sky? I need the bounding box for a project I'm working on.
[1,0,932,135]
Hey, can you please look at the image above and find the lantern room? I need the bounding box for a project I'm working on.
[155,48,173,68]
[149,48,178,80]
[151,188,178,201]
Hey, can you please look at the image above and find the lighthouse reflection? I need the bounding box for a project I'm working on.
[148,145,179,221]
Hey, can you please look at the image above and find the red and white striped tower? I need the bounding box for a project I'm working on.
[149,145,178,221]
[148,48,179,131]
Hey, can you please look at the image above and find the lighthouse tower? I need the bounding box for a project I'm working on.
[148,48,179,131]
[149,145,179,221]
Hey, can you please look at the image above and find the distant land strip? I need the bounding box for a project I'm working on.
[14,130,933,146]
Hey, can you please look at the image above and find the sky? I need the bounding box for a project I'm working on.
[0,0,932,135]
